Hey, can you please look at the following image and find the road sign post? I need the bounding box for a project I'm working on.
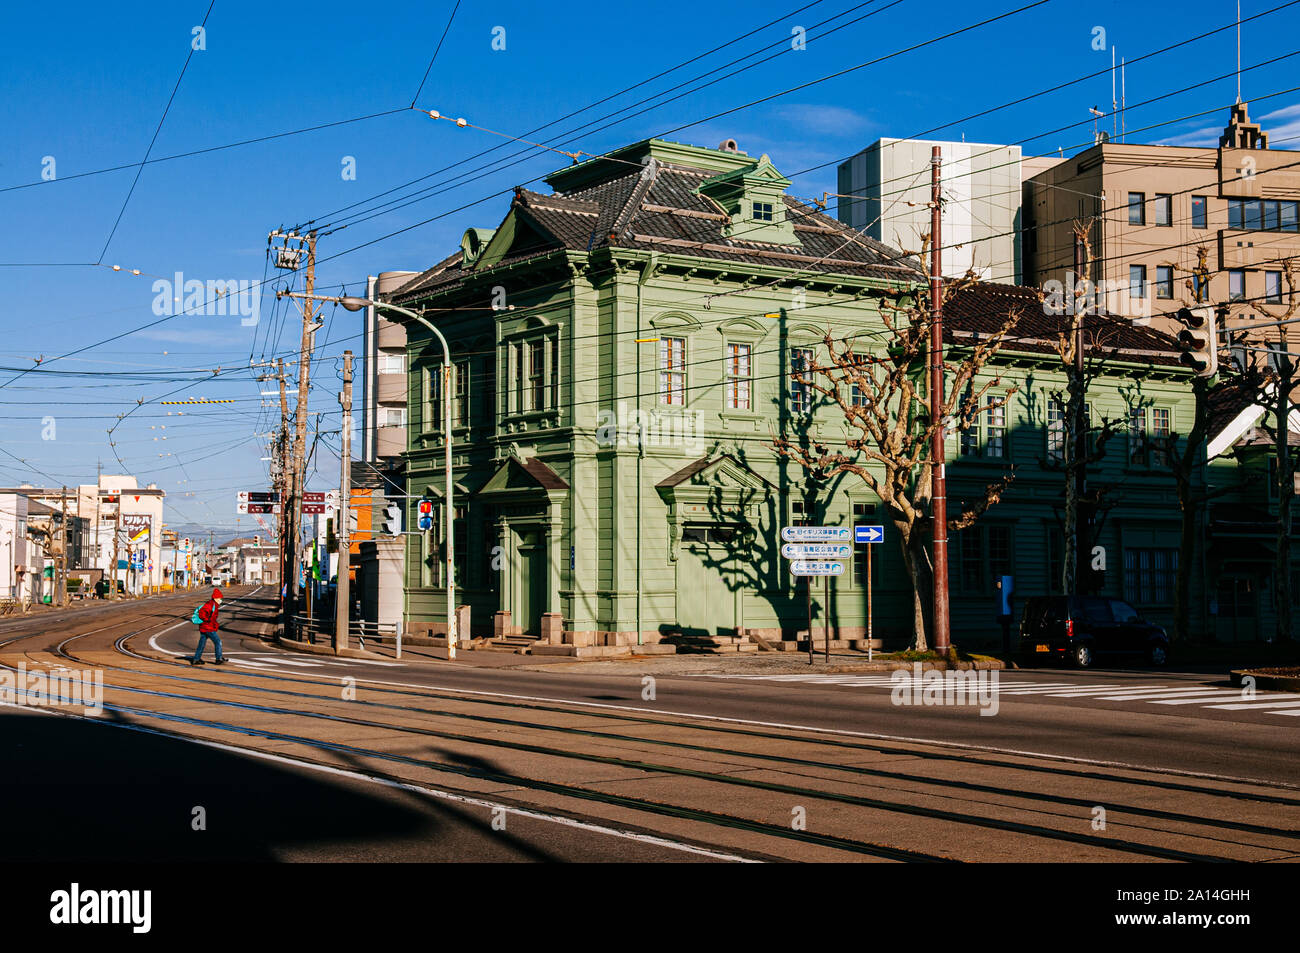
[782,527,849,664]
[856,525,884,661]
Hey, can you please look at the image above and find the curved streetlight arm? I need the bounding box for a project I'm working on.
[349,296,457,659]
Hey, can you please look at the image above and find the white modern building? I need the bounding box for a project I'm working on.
[76,476,166,595]
[0,492,32,601]
[837,137,1023,283]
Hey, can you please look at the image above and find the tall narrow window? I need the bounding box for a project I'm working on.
[1046,399,1065,464]
[790,347,813,414]
[427,366,441,430]
[726,343,752,410]
[1128,192,1145,225]
[512,344,524,413]
[1128,407,1147,464]
[1266,270,1283,304]
[1229,269,1246,301]
[548,336,559,410]
[1129,264,1147,299]
[1191,195,1207,229]
[528,341,544,411]
[960,415,979,456]
[453,361,469,426]
[1151,407,1171,466]
[1155,265,1174,299]
[986,403,1006,458]
[1153,193,1172,226]
[659,337,686,405]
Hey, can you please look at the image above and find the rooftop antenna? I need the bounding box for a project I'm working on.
[1121,56,1127,142]
[1090,106,1105,144]
[1236,0,1243,103]
[1111,48,1117,140]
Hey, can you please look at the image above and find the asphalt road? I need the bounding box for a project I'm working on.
[4,588,1299,862]
[147,591,1300,788]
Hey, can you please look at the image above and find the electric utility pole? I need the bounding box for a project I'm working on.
[268,228,318,626]
[335,351,353,653]
[111,497,121,601]
[929,145,951,653]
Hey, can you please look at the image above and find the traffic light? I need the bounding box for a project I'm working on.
[1176,306,1218,378]
[416,498,434,532]
[385,502,404,535]
[254,534,261,547]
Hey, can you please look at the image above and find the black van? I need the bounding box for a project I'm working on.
[1019,596,1169,668]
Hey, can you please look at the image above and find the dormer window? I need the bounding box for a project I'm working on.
[696,153,798,245]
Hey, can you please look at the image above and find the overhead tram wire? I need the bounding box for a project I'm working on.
[409,0,463,107]
[9,6,1288,384]
[0,107,410,198]
[97,0,216,263]
[294,0,869,231]
[298,0,1293,247]
[314,0,904,234]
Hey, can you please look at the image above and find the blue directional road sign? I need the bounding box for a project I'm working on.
[780,543,851,560]
[781,526,851,543]
[855,524,884,544]
[789,560,845,576]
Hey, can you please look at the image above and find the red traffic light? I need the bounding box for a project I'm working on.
[417,500,434,516]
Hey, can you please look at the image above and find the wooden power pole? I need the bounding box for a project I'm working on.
[929,146,951,653]
[335,350,353,653]
[288,231,318,623]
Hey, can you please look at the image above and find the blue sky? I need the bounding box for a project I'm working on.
[2,0,1297,535]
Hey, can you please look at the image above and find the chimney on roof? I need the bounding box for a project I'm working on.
[718,138,739,153]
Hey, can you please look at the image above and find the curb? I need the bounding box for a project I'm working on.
[1230,668,1300,692]
[275,635,391,662]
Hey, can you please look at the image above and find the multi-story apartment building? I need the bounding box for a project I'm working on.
[384,137,1216,650]
[838,137,1023,283]
[1024,102,1300,339]
[362,271,418,465]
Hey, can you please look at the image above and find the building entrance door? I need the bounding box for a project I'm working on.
[1215,576,1259,641]
[515,527,546,636]
[676,525,738,637]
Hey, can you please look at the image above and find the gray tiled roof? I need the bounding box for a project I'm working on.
[392,158,924,302]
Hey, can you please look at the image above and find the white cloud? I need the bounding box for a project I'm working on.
[773,103,875,137]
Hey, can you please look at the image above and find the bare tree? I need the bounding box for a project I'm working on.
[1150,247,1249,643]
[1047,222,1125,596]
[1257,258,1299,641]
[773,239,1018,651]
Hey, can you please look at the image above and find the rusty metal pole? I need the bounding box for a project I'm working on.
[929,146,951,653]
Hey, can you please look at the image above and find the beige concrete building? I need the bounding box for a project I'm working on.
[362,270,418,463]
[1024,102,1300,341]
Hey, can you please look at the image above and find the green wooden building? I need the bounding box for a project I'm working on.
[385,137,1218,650]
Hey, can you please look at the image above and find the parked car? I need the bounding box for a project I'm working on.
[1019,596,1169,668]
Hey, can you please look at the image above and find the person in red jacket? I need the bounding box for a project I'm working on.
[191,588,226,666]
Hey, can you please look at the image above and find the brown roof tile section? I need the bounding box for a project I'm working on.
[945,283,1184,366]
[521,457,569,490]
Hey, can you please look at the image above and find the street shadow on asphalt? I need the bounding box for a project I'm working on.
[0,709,554,862]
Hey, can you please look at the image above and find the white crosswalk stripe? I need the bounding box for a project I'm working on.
[680,673,1299,718]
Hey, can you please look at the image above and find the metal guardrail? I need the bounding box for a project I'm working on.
[287,614,401,653]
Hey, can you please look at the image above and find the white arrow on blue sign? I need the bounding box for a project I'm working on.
[855,524,884,544]
[781,543,851,560]
[789,560,845,576]
[781,526,851,543]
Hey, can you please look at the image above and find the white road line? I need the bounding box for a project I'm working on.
[1208,700,1300,711]
[0,701,755,863]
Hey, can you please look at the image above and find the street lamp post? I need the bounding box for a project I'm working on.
[280,291,458,660]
